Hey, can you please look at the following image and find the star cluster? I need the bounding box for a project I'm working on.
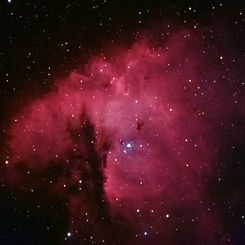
[1,0,245,244]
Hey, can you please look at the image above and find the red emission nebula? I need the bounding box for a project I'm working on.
[4,32,243,244]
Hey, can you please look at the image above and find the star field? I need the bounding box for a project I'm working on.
[1,0,245,245]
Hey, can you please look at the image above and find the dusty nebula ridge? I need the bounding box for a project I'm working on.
[4,31,245,244]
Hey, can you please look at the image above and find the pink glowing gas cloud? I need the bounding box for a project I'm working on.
[6,32,238,244]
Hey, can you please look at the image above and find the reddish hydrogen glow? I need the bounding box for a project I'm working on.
[6,32,239,243]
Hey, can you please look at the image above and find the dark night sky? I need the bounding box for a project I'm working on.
[0,0,244,120]
[1,0,245,244]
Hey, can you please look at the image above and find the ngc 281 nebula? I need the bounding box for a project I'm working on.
[5,32,244,244]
